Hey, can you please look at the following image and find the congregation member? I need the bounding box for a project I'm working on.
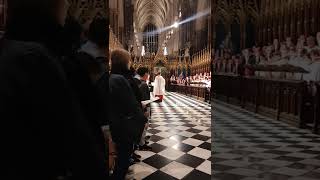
[317,32,320,48]
[109,49,147,180]
[60,13,110,154]
[306,36,318,53]
[70,17,109,152]
[136,67,153,151]
[0,0,108,179]
[214,33,320,83]
[124,67,149,163]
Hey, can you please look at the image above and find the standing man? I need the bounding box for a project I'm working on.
[153,71,166,102]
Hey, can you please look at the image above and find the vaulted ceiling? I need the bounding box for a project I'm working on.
[134,0,171,31]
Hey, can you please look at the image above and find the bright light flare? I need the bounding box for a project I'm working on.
[138,8,210,36]
[172,22,179,28]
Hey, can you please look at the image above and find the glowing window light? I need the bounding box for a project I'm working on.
[164,47,168,56]
[141,46,145,56]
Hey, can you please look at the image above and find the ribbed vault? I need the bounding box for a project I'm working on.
[135,0,170,30]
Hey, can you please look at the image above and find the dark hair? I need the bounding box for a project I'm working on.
[301,48,308,55]
[7,0,55,18]
[129,66,136,76]
[88,18,108,48]
[137,67,149,77]
[5,0,65,55]
[63,17,83,55]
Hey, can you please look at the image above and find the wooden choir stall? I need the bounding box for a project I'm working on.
[168,47,212,103]
[213,71,320,134]
[211,0,320,134]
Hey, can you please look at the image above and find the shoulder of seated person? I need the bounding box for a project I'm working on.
[2,40,50,59]
[110,74,125,79]
[0,40,58,70]
[110,74,131,84]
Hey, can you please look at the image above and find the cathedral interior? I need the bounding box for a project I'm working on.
[212,1,320,180]
[110,0,212,87]
[1,0,320,179]
[110,0,212,179]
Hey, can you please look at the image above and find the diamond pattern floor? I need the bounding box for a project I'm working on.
[213,99,320,180]
[126,92,211,180]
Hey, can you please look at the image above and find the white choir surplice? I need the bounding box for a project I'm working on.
[153,75,166,96]
[303,61,320,82]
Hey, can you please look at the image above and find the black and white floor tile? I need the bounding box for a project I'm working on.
[126,92,211,180]
[213,99,320,180]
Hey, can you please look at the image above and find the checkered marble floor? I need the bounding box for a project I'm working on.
[213,99,320,180]
[126,92,211,180]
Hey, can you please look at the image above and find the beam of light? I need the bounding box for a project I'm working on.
[172,22,179,28]
[136,8,211,36]
[178,8,210,25]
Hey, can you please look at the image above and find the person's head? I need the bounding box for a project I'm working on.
[111,49,131,75]
[63,16,83,54]
[317,32,320,44]
[129,66,136,76]
[307,36,316,47]
[286,37,292,47]
[7,0,69,27]
[137,67,150,81]
[242,49,249,56]
[5,0,70,52]
[299,48,308,57]
[254,47,261,55]
[310,49,320,61]
[88,17,109,48]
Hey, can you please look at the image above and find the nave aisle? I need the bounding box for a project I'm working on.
[127,92,211,180]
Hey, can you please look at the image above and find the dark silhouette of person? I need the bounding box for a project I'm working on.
[109,49,147,180]
[0,0,108,179]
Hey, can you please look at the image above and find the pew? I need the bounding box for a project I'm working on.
[213,73,308,129]
[169,84,211,102]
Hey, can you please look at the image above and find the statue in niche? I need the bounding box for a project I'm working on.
[184,42,191,57]
[145,44,150,55]
[221,32,233,53]
[317,32,320,47]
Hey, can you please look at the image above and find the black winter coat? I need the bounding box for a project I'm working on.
[109,74,147,144]
[0,39,108,180]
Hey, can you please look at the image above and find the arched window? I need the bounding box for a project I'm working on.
[143,24,158,54]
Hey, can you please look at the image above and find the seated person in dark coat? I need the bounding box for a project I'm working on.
[0,0,108,179]
[109,49,147,180]
[136,67,152,151]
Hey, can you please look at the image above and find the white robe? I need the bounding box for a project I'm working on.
[303,61,320,82]
[287,56,303,80]
[153,75,166,96]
